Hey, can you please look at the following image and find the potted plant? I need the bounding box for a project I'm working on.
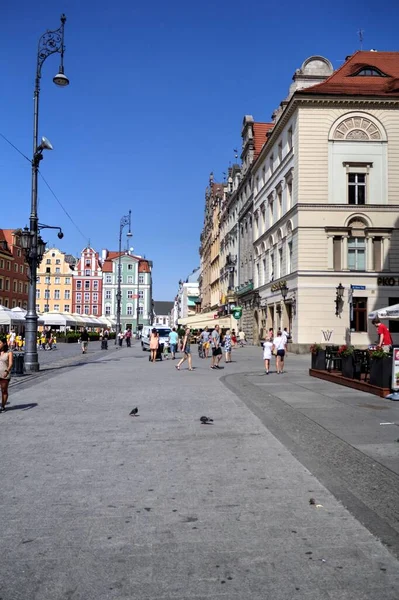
[369,347,391,389]
[337,345,355,378]
[310,343,326,370]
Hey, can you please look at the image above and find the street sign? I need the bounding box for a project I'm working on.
[351,285,366,290]
[232,306,243,320]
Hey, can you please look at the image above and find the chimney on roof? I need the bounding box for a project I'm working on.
[101,249,107,262]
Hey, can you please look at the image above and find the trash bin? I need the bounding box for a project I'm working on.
[12,352,25,376]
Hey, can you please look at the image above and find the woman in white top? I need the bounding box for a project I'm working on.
[262,335,274,375]
[0,338,13,412]
[273,330,286,374]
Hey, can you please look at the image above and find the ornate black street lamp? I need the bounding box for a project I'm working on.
[24,14,69,373]
[335,282,345,316]
[280,282,289,301]
[115,211,132,344]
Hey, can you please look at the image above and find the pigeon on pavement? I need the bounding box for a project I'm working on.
[129,407,139,416]
[200,416,213,424]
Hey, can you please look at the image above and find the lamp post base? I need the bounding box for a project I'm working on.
[24,358,40,373]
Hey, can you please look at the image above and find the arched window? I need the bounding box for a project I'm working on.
[332,116,382,141]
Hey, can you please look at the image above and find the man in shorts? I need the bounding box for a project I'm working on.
[168,328,179,360]
[210,325,223,369]
[80,328,89,354]
[200,327,211,358]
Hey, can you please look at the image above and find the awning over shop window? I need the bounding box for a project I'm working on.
[187,296,198,307]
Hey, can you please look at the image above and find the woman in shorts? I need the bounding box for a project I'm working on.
[0,338,13,412]
[273,330,286,374]
[176,328,193,371]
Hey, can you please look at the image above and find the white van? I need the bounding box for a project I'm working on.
[141,324,172,351]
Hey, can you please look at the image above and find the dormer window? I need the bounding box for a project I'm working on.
[354,67,387,77]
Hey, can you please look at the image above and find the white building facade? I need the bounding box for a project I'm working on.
[252,52,399,350]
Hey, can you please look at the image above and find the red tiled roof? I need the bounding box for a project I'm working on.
[139,260,150,273]
[300,51,399,97]
[253,123,274,158]
[102,252,146,273]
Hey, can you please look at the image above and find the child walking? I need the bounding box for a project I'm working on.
[163,339,170,359]
[262,336,274,374]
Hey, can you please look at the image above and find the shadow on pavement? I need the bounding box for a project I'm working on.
[5,403,38,411]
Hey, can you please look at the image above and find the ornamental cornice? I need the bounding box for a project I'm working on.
[297,203,399,212]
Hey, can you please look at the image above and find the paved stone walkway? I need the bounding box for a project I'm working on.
[1,344,398,599]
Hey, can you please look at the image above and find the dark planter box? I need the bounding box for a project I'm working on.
[370,357,391,389]
[311,350,326,370]
[341,355,354,379]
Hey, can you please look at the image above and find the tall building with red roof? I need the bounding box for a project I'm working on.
[0,229,29,309]
[251,51,399,348]
[72,247,103,316]
[101,249,153,331]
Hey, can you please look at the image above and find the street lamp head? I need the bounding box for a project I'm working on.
[127,231,133,238]
[53,71,69,87]
[280,283,289,300]
[336,283,345,298]
[57,230,64,239]
[38,136,53,152]
[53,64,69,87]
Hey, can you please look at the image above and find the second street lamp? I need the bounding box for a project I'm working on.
[115,211,132,345]
[24,14,69,373]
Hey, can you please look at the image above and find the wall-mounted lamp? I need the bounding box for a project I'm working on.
[281,283,288,301]
[335,283,345,316]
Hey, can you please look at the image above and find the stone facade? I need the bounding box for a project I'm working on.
[253,52,399,349]
[0,229,29,309]
[102,250,152,331]
[199,175,224,313]
[36,248,75,313]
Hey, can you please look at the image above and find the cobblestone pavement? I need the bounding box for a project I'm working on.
[1,344,398,600]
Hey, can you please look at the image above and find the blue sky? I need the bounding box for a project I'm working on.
[1,0,399,299]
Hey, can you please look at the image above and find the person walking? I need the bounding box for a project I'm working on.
[80,328,89,354]
[273,329,286,374]
[200,327,211,358]
[231,329,237,347]
[118,330,124,347]
[125,328,132,348]
[8,329,16,351]
[0,338,13,412]
[168,327,179,360]
[176,328,193,371]
[149,328,159,363]
[210,325,223,369]
[238,329,246,347]
[262,334,274,374]
[224,329,232,363]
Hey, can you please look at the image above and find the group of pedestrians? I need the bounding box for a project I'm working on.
[117,328,132,347]
[175,325,241,371]
[262,327,290,374]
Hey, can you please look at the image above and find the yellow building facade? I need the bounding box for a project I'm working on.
[36,248,76,313]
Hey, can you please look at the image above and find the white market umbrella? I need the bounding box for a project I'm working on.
[11,306,45,325]
[368,303,399,320]
[71,313,87,326]
[85,316,100,328]
[102,317,116,328]
[41,311,78,327]
[0,305,17,326]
